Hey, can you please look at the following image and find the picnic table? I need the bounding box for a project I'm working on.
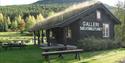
[40,45,66,52]
[2,42,26,50]
[41,44,81,63]
[40,44,77,52]
[42,49,83,63]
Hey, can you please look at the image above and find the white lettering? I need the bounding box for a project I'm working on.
[80,21,102,31]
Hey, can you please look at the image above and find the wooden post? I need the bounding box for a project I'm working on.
[46,29,50,46]
[33,31,36,45]
[41,29,44,43]
[63,27,67,46]
[37,31,41,46]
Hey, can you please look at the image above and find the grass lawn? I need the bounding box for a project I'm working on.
[0,46,125,63]
[0,32,32,43]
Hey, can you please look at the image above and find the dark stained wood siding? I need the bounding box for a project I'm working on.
[46,9,116,45]
[68,19,81,45]
[79,11,102,39]
[62,9,115,45]
[78,9,115,39]
[101,9,115,39]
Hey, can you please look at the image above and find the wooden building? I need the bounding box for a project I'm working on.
[30,2,120,46]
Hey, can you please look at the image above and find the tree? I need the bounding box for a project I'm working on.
[48,11,55,17]
[0,13,4,31]
[7,17,11,25]
[115,0,125,42]
[4,23,8,31]
[18,19,25,33]
[15,15,22,24]
[0,13,4,24]
[11,20,18,31]
[25,15,36,31]
[36,13,45,22]
[6,17,11,30]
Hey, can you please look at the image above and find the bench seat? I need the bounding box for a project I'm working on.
[42,49,83,63]
[2,43,26,50]
[42,49,83,55]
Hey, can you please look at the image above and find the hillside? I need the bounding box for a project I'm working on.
[0,0,117,19]
[33,0,89,5]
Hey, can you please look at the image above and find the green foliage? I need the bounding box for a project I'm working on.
[11,20,18,31]
[0,3,66,32]
[25,15,36,31]
[18,19,25,33]
[4,23,8,31]
[0,13,4,24]
[114,1,125,41]
[48,11,55,16]
[7,17,11,25]
[77,37,121,51]
[15,15,22,24]
[0,4,65,17]
[36,13,45,22]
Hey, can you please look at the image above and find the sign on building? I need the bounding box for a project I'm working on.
[80,21,102,31]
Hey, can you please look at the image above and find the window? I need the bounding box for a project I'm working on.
[50,31,53,37]
[96,10,101,19]
[67,27,72,38]
[103,24,109,37]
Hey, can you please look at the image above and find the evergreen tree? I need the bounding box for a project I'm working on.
[0,13,4,24]
[0,13,6,31]
[4,23,8,31]
[11,20,18,31]
[115,0,125,42]
[25,15,36,31]
[6,17,11,29]
[16,15,22,24]
[7,17,11,25]
[19,19,25,33]
[36,13,45,22]
[48,11,55,16]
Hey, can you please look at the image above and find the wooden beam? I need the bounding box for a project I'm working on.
[41,29,44,43]
[46,29,51,46]
[63,27,67,46]
[33,31,36,45]
[37,31,41,46]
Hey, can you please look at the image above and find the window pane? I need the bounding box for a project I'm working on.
[97,10,101,19]
[103,24,109,37]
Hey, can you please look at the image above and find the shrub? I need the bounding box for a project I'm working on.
[120,41,125,48]
[77,37,121,51]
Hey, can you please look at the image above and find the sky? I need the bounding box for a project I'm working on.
[0,0,124,6]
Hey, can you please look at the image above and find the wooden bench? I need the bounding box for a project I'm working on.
[2,43,26,50]
[40,45,66,52]
[41,44,77,52]
[42,49,83,63]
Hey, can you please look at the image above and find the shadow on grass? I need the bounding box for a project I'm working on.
[0,45,43,63]
[0,46,125,63]
[48,48,125,63]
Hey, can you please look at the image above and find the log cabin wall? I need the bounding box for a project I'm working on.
[68,20,81,45]
[51,28,65,44]
[101,9,115,39]
[80,10,102,38]
[44,9,116,45]
[79,9,115,39]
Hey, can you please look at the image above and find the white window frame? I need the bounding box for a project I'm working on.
[50,31,53,37]
[66,27,72,38]
[96,10,101,19]
[103,23,110,37]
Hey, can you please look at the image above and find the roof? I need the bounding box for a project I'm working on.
[30,2,121,32]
